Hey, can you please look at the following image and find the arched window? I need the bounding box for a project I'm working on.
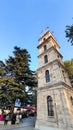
[47,96,54,116]
[44,45,47,51]
[45,70,50,82]
[43,37,46,41]
[44,55,48,63]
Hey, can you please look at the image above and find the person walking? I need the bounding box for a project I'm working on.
[19,113,22,123]
[16,113,20,124]
[4,114,9,125]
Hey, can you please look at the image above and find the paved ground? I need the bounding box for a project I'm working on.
[0,116,39,130]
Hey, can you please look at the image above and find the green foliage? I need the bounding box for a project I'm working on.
[0,61,7,77]
[65,24,73,45]
[64,58,73,79]
[0,46,37,108]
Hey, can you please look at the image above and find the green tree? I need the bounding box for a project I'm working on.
[0,46,37,108]
[0,61,8,108]
[65,24,73,45]
[5,46,37,105]
[0,77,13,108]
[64,59,73,78]
[0,61,6,77]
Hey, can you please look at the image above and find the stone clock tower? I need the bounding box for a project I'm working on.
[35,28,73,130]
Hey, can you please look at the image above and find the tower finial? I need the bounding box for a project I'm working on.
[40,27,49,38]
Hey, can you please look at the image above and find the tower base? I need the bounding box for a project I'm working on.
[35,83,73,130]
[35,119,73,130]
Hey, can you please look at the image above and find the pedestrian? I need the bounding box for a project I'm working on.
[19,113,22,123]
[16,113,20,124]
[4,114,9,125]
[11,113,16,125]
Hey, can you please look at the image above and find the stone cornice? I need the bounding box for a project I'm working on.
[37,81,73,92]
[38,31,60,49]
[37,37,50,48]
[37,58,65,72]
[38,46,63,58]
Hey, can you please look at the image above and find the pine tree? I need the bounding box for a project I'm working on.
[5,46,37,105]
[0,46,37,108]
[0,61,6,77]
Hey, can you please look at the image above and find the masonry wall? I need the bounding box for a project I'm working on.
[36,29,73,130]
[36,85,73,129]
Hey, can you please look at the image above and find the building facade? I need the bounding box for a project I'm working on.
[35,29,73,130]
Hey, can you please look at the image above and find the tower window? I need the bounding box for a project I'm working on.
[45,70,50,82]
[70,96,73,105]
[43,38,46,41]
[44,45,47,51]
[47,96,54,116]
[44,55,48,63]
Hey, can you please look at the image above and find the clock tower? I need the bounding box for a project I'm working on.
[35,28,73,130]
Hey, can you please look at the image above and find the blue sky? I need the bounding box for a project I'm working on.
[0,0,73,71]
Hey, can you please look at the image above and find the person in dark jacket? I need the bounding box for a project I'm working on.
[11,113,16,125]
